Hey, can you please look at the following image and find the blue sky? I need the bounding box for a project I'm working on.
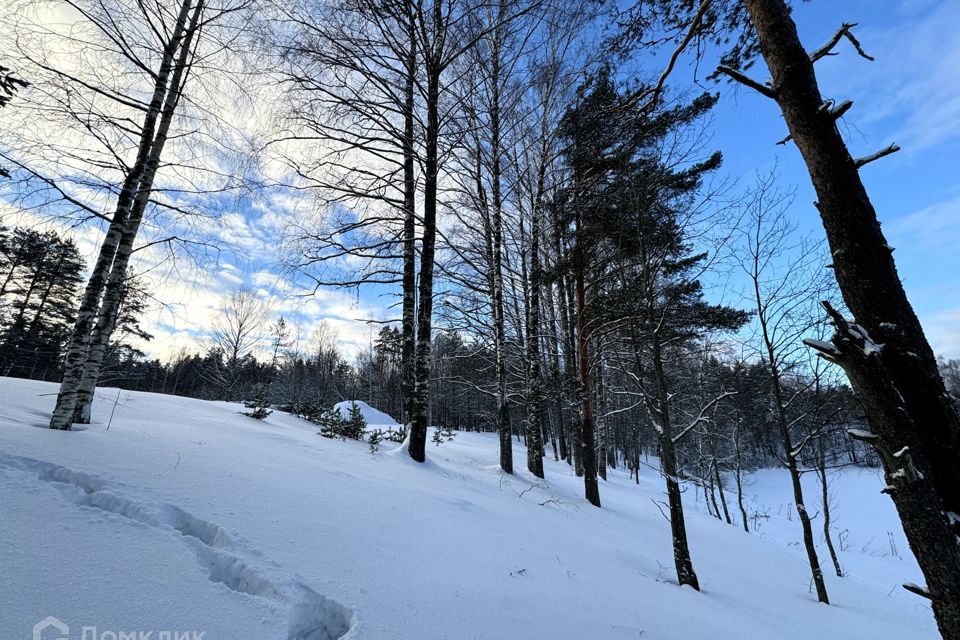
[675,0,960,357]
[10,0,954,361]
[201,0,960,360]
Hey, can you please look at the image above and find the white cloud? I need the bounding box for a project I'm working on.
[815,3,960,154]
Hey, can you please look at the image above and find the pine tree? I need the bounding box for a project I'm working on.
[344,402,367,440]
[317,407,346,439]
[554,65,746,586]
[0,228,84,378]
[0,65,29,179]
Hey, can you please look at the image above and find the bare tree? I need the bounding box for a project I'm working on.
[202,288,270,400]
[737,174,834,603]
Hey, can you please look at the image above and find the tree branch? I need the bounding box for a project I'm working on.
[809,23,875,63]
[715,65,776,99]
[855,143,900,168]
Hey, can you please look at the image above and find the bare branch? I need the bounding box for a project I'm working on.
[855,143,900,168]
[715,65,776,99]
[809,23,875,63]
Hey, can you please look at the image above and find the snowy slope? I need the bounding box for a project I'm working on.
[0,378,937,640]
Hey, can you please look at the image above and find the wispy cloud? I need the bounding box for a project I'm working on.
[816,2,960,155]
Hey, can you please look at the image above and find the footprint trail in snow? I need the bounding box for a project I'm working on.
[0,452,355,640]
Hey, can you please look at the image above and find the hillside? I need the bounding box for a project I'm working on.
[0,377,936,639]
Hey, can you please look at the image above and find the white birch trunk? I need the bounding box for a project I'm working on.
[72,0,205,423]
[48,0,195,430]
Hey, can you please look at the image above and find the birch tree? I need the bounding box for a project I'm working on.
[2,0,251,429]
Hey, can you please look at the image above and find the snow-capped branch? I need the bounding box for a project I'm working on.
[855,143,901,168]
[809,22,875,63]
[902,582,931,600]
[848,428,879,443]
[803,338,841,362]
[672,391,737,444]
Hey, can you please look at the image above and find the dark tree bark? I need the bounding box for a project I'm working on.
[740,0,960,631]
[651,335,698,590]
[816,440,843,578]
[713,458,732,525]
[525,163,546,478]
[401,0,418,429]
[733,420,750,533]
[573,221,600,506]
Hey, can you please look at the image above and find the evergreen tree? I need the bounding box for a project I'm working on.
[0,227,85,378]
[553,65,746,586]
[344,402,367,440]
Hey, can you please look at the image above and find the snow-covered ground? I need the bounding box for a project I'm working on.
[0,377,937,639]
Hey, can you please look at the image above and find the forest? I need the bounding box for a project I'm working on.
[2,0,960,638]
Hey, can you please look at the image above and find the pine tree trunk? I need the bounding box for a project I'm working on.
[651,337,698,589]
[660,435,699,589]
[49,0,194,430]
[743,0,960,628]
[574,255,600,507]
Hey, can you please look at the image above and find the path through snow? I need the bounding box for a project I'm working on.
[0,452,354,640]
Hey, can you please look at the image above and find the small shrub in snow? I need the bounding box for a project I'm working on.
[315,404,365,441]
[343,402,367,440]
[388,425,408,443]
[368,428,384,454]
[432,425,455,446]
[317,407,346,439]
[293,400,324,423]
[243,387,273,420]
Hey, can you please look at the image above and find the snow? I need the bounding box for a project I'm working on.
[802,338,840,356]
[0,378,938,639]
[848,322,884,357]
[331,400,399,428]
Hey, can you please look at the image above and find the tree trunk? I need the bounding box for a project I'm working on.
[401,0,418,429]
[817,444,843,577]
[487,19,513,475]
[713,458,732,525]
[660,431,699,590]
[734,421,750,533]
[525,164,546,478]
[596,349,607,481]
[743,0,960,629]
[574,250,600,507]
[49,0,194,430]
[73,0,205,424]
[408,45,441,463]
